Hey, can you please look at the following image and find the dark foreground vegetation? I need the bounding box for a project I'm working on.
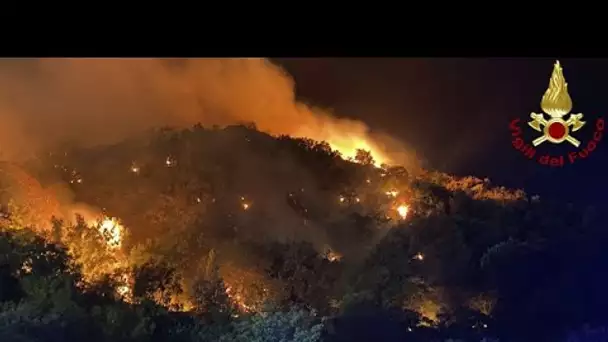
[1,125,607,341]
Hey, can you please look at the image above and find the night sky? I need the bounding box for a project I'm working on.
[276,58,608,205]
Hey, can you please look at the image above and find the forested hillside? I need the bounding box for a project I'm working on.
[1,125,607,342]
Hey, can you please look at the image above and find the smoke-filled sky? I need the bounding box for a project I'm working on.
[0,58,413,168]
[0,58,605,204]
[277,58,608,204]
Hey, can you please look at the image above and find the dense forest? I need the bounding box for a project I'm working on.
[1,124,607,342]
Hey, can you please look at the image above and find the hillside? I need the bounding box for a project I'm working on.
[1,125,607,342]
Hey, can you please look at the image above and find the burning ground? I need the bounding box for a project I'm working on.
[2,124,526,318]
[0,59,606,342]
[1,125,606,341]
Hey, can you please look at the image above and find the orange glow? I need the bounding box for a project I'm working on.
[225,286,254,312]
[130,161,140,173]
[397,204,409,219]
[386,190,399,198]
[326,138,388,167]
[97,217,124,248]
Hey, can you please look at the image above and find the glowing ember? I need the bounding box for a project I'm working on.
[397,204,409,219]
[130,162,140,173]
[355,197,360,203]
[117,284,129,296]
[165,156,175,167]
[386,190,399,198]
[225,286,254,312]
[239,196,251,210]
[339,196,345,203]
[116,273,132,299]
[326,250,342,262]
[414,252,424,261]
[21,259,33,274]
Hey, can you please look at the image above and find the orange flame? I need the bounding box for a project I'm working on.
[397,204,409,219]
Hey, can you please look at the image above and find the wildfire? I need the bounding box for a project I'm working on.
[386,190,399,198]
[116,273,132,299]
[82,215,132,300]
[397,204,409,219]
[225,286,254,312]
[99,217,123,248]
[326,138,388,168]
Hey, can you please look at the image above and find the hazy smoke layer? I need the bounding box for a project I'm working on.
[0,58,416,167]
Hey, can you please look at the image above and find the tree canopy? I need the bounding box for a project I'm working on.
[1,125,606,341]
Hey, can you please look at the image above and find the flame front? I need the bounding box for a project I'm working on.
[541,60,573,117]
[327,138,388,167]
[98,217,123,249]
[85,216,132,300]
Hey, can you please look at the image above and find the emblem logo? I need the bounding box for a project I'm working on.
[528,61,585,147]
[509,60,604,167]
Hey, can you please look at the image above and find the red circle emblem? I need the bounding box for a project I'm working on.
[548,122,566,140]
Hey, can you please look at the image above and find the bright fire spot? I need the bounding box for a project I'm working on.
[239,196,250,210]
[117,284,130,296]
[386,190,399,198]
[165,156,175,167]
[414,252,424,261]
[339,196,345,203]
[366,179,371,184]
[97,217,124,249]
[130,162,140,173]
[355,197,360,203]
[326,139,388,168]
[397,204,409,219]
[21,259,33,274]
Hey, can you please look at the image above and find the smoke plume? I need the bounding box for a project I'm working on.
[0,58,416,168]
